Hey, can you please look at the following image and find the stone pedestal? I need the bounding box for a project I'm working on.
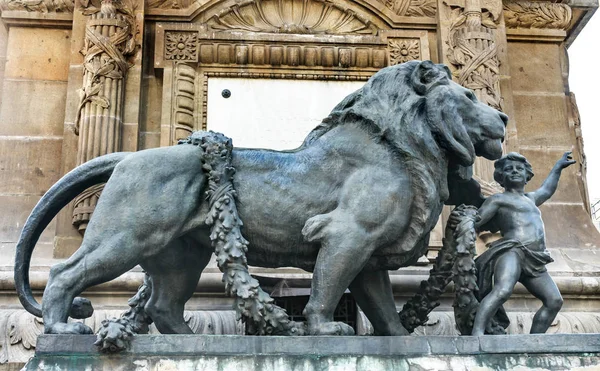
[24,334,600,370]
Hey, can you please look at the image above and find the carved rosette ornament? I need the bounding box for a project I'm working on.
[165,31,198,61]
[72,0,137,231]
[503,1,571,30]
[388,39,420,65]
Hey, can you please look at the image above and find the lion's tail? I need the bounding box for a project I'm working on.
[14,152,129,318]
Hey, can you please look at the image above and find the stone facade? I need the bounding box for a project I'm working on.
[0,0,598,367]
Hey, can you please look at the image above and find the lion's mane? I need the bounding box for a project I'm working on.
[302,60,479,265]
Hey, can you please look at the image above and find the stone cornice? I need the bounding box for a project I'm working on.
[3,266,600,298]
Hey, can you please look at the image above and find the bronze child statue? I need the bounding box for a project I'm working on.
[471,151,575,335]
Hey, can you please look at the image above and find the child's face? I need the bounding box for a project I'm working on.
[501,160,528,187]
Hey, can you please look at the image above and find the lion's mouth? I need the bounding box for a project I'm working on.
[475,137,503,160]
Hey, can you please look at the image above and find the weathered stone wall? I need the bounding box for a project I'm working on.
[0,26,71,260]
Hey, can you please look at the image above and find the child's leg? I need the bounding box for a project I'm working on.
[520,272,563,333]
[472,250,521,335]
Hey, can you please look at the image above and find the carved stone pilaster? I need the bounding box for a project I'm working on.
[165,62,196,144]
[443,0,503,111]
[438,0,507,184]
[568,92,590,213]
[72,0,137,232]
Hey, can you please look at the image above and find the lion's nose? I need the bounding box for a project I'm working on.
[499,112,509,127]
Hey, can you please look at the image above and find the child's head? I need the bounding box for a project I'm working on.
[493,152,534,187]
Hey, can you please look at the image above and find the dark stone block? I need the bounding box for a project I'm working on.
[26,334,600,371]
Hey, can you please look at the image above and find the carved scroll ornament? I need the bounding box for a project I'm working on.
[504,1,572,30]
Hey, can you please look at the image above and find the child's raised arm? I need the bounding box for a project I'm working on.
[528,151,576,206]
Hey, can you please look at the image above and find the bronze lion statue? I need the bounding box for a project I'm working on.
[15,60,506,339]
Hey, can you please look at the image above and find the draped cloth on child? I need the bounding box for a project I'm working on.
[475,238,554,331]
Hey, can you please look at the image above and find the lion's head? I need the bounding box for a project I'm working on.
[305,60,507,173]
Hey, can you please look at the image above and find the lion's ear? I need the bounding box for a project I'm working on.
[427,92,476,167]
[411,61,450,95]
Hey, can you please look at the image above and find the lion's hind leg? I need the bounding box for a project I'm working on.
[42,233,144,334]
[142,236,213,334]
[349,270,409,336]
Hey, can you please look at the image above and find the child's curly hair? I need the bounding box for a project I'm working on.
[493,152,534,187]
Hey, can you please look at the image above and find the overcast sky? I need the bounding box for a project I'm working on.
[568,12,600,202]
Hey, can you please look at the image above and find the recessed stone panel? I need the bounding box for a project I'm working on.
[140,74,163,134]
[519,148,583,205]
[0,80,67,137]
[0,195,56,243]
[513,94,570,147]
[0,137,62,195]
[5,27,71,82]
[540,203,599,249]
[508,42,563,93]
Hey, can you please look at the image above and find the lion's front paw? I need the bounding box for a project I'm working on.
[46,322,93,335]
[308,321,355,336]
[69,297,94,319]
[94,318,134,353]
[285,321,307,336]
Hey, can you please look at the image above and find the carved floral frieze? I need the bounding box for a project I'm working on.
[147,0,193,9]
[503,1,571,30]
[0,309,241,365]
[358,311,600,336]
[388,38,420,65]
[376,0,436,17]
[0,0,73,12]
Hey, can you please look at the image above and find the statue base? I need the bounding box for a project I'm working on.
[25,334,600,370]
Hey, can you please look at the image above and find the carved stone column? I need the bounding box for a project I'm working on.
[71,0,138,232]
[437,0,516,182]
